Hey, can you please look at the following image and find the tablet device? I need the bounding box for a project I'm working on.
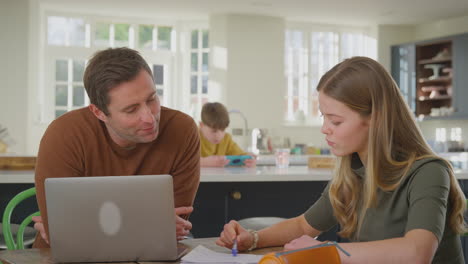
[225,155,253,166]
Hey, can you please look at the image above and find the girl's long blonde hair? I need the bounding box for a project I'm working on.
[317,57,466,238]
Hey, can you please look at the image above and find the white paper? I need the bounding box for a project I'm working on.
[181,245,263,264]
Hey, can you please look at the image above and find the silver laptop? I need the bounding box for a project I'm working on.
[44,175,188,263]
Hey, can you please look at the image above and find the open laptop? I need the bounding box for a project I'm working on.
[44,175,188,263]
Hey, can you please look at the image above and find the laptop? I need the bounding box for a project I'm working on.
[44,175,188,263]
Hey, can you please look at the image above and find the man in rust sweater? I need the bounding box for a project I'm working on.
[32,47,200,248]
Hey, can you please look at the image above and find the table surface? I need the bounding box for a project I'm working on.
[0,237,281,264]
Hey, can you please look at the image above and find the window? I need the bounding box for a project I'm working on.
[43,13,199,121]
[189,29,210,120]
[284,27,377,125]
[53,59,88,118]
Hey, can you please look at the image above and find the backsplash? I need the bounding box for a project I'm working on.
[418,119,468,152]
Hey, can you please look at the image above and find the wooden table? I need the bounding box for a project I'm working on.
[0,237,281,264]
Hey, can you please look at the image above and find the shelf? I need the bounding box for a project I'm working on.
[418,95,451,101]
[418,58,451,64]
[421,85,447,92]
[418,76,452,83]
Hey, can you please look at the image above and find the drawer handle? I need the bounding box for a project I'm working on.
[231,191,242,200]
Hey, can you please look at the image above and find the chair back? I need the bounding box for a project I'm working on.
[2,187,40,250]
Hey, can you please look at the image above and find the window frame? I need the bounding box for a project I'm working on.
[284,22,377,127]
[39,10,209,123]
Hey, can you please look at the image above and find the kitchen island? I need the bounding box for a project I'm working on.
[2,167,468,240]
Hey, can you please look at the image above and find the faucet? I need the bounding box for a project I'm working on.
[250,128,260,155]
[228,109,249,150]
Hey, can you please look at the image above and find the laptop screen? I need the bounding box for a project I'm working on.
[45,175,182,262]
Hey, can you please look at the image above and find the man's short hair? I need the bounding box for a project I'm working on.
[201,102,230,130]
[83,47,153,115]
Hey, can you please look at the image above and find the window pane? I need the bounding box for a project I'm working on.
[73,85,85,107]
[55,110,67,118]
[95,22,110,46]
[56,60,68,81]
[139,25,153,48]
[202,75,208,94]
[191,76,198,94]
[153,65,164,85]
[69,18,85,46]
[293,77,299,96]
[55,84,68,106]
[202,53,209,72]
[156,89,164,96]
[157,26,172,50]
[73,60,85,82]
[191,53,198,71]
[48,16,67,46]
[202,30,209,49]
[114,23,129,47]
[191,30,198,49]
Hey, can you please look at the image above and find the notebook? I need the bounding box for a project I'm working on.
[44,175,188,263]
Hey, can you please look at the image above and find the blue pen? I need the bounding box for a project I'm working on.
[232,238,238,257]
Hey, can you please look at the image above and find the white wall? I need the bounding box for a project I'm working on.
[414,14,468,41]
[210,14,288,149]
[0,0,30,154]
[377,25,415,71]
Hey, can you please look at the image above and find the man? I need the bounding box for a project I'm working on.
[32,47,200,248]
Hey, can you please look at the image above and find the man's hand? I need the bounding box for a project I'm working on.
[32,215,49,244]
[175,206,193,240]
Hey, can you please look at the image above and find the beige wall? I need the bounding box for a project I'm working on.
[210,14,287,150]
[377,25,415,71]
[414,14,468,41]
[0,0,30,154]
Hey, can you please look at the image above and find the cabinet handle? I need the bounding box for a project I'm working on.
[231,191,242,200]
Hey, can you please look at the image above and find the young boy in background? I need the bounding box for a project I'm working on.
[199,102,256,167]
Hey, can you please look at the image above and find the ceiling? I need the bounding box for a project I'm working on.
[39,0,468,26]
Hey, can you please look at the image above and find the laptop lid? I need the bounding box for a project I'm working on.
[45,175,185,263]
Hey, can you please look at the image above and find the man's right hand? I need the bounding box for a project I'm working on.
[32,215,49,244]
[216,220,254,251]
[201,156,229,167]
[175,206,193,240]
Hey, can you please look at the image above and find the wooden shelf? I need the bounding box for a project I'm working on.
[421,85,447,92]
[418,76,452,83]
[418,58,451,64]
[418,95,451,101]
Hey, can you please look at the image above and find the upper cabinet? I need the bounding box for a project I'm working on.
[391,33,468,120]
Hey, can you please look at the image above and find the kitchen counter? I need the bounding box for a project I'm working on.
[0,170,35,183]
[201,166,332,182]
[3,166,468,183]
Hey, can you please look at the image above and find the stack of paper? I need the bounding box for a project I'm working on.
[181,245,263,264]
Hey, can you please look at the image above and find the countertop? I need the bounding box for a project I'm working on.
[3,166,468,183]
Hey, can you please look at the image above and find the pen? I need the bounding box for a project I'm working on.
[232,238,238,257]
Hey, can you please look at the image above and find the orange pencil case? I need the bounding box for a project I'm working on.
[259,241,349,264]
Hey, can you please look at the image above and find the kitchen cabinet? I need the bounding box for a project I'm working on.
[189,181,340,241]
[391,33,468,119]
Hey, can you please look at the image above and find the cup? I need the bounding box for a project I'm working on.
[275,148,290,168]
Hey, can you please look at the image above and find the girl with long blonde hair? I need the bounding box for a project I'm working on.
[217,57,466,263]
